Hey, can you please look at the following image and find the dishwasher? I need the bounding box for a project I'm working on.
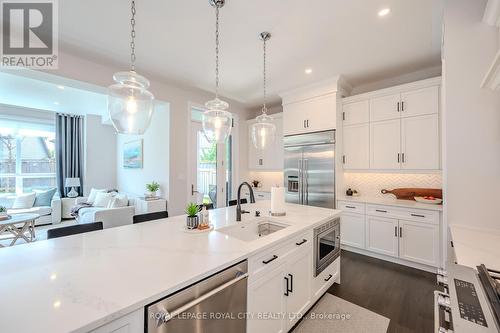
[146,260,248,333]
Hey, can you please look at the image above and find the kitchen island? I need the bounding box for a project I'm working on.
[0,201,341,333]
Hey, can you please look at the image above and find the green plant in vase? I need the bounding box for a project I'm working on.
[145,181,160,197]
[185,202,200,230]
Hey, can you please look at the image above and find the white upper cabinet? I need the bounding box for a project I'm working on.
[342,100,369,125]
[282,94,336,135]
[370,119,401,170]
[341,77,441,171]
[370,93,401,122]
[280,77,347,136]
[400,86,439,117]
[343,123,369,169]
[401,114,440,170]
[248,113,284,170]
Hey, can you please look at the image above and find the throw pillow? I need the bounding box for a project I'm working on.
[93,192,114,208]
[12,192,36,209]
[33,188,57,207]
[87,188,106,204]
[108,194,128,208]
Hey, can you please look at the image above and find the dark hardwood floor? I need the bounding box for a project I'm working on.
[328,250,436,333]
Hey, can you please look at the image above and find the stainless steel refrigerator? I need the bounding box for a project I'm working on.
[284,130,335,209]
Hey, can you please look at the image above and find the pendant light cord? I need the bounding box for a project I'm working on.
[215,5,220,98]
[262,36,267,114]
[130,0,136,72]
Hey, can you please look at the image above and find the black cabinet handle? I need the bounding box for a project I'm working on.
[398,153,400,163]
[262,255,278,264]
[306,120,309,128]
[401,101,405,111]
[397,102,400,112]
[296,239,307,246]
[324,274,333,282]
[303,120,307,128]
[399,227,402,238]
[345,205,356,209]
[288,273,293,293]
[284,276,290,296]
[450,241,454,248]
[395,226,398,237]
[376,209,387,213]
[411,214,425,218]
[402,153,405,163]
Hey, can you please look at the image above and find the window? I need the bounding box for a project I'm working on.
[0,119,56,195]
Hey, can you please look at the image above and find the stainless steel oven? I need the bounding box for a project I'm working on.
[314,218,340,276]
[146,261,248,333]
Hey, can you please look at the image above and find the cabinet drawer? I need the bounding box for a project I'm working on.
[312,257,339,300]
[366,204,439,224]
[400,209,439,224]
[254,191,271,200]
[249,230,312,282]
[338,200,365,214]
[366,204,399,217]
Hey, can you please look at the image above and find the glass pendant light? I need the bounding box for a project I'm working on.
[202,0,232,144]
[108,0,154,135]
[251,32,276,150]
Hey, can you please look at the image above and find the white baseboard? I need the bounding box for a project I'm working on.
[341,245,438,274]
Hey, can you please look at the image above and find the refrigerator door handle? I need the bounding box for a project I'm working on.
[302,159,309,205]
[298,159,303,204]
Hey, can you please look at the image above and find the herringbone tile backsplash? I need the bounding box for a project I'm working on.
[343,173,443,198]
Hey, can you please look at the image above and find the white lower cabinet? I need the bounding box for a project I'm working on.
[247,236,315,333]
[284,248,312,330]
[398,219,439,266]
[248,263,287,333]
[365,215,399,257]
[340,213,365,249]
[339,200,442,269]
[312,258,339,300]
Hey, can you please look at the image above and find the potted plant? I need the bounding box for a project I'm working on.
[0,206,8,219]
[185,203,200,229]
[145,181,160,198]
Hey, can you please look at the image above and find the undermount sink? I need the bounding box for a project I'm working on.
[218,220,289,242]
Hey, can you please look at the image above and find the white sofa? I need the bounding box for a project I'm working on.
[74,196,134,229]
[0,195,61,226]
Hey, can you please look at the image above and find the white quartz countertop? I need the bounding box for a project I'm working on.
[449,224,500,271]
[0,201,339,333]
[337,195,443,211]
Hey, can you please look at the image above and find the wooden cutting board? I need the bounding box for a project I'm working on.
[381,188,442,200]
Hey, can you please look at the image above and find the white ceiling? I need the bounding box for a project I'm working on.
[59,0,444,106]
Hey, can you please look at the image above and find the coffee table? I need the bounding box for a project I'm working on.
[0,213,39,247]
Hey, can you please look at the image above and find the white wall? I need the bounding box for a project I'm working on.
[84,114,117,194]
[116,106,170,200]
[443,0,500,230]
[48,51,252,215]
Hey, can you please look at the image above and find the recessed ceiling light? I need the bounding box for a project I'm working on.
[57,85,65,90]
[378,8,391,17]
[305,68,312,74]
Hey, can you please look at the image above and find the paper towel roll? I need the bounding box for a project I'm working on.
[271,187,286,215]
